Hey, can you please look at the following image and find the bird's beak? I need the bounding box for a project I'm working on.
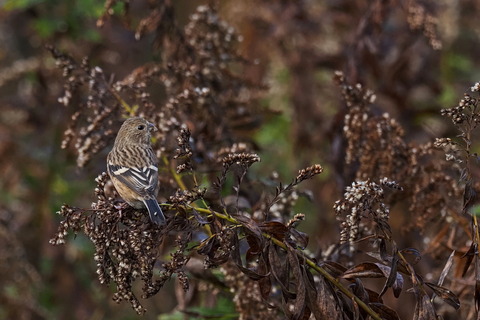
[148,122,157,132]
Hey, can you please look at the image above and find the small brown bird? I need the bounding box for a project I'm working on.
[107,117,166,225]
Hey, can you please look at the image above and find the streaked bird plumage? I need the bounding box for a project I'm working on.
[107,117,166,225]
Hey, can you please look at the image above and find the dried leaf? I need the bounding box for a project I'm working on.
[266,244,295,299]
[400,248,422,265]
[369,303,400,320]
[463,180,477,214]
[322,261,347,278]
[343,262,385,279]
[380,254,402,298]
[343,262,391,279]
[364,250,410,276]
[374,217,392,239]
[461,242,476,277]
[258,275,272,301]
[289,228,309,249]
[246,234,262,257]
[437,250,455,287]
[379,238,390,262]
[236,214,264,241]
[413,294,437,320]
[231,233,268,280]
[365,288,383,304]
[425,282,460,310]
[196,235,216,255]
[309,276,346,320]
[237,215,265,263]
[343,262,403,300]
[286,246,307,320]
[349,279,369,303]
[259,221,289,241]
[237,265,269,280]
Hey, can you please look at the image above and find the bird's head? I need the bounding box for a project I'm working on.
[114,117,157,146]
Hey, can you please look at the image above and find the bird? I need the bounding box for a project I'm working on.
[107,117,166,225]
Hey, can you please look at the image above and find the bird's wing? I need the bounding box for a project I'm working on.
[108,163,158,197]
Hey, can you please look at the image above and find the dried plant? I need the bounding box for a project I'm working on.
[432,83,480,318]
[43,1,480,320]
[330,72,470,319]
[51,157,326,316]
[49,4,335,318]
[53,3,264,171]
[335,71,463,232]
[4,0,480,319]
[335,178,394,245]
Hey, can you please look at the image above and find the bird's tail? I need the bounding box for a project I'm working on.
[143,199,166,225]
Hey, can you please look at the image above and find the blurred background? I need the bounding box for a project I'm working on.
[1,0,480,319]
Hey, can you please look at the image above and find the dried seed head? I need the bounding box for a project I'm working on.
[222,152,260,168]
[296,164,323,182]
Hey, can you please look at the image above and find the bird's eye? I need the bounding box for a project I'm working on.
[137,125,145,130]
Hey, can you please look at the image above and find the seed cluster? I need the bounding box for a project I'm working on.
[174,126,194,173]
[50,173,195,314]
[440,94,480,126]
[335,179,392,244]
[335,72,463,233]
[296,164,324,183]
[222,152,261,169]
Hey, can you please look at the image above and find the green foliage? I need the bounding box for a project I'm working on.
[254,113,292,177]
[4,0,104,40]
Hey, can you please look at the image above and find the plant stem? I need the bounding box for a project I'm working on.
[163,157,188,191]
[164,157,381,319]
[190,206,382,320]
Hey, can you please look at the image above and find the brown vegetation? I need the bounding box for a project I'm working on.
[3,0,480,319]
